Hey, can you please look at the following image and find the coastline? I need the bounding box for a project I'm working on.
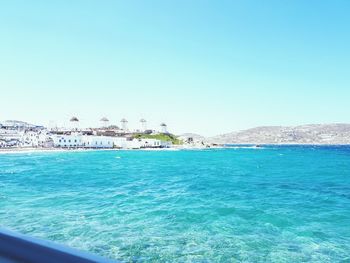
[1,143,349,154]
[0,147,119,154]
[0,146,207,154]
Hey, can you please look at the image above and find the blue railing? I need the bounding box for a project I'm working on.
[0,228,119,263]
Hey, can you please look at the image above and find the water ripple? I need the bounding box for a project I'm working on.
[0,148,350,262]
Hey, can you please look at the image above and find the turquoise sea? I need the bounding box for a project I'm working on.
[1,146,350,262]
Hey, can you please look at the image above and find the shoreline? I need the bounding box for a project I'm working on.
[0,147,98,154]
[0,144,349,154]
[0,147,200,154]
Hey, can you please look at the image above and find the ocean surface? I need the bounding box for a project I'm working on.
[1,146,350,262]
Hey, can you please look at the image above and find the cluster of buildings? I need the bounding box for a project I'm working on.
[0,118,172,149]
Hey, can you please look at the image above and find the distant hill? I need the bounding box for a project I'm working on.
[0,120,42,128]
[207,124,350,145]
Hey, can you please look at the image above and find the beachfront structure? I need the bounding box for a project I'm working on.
[138,138,162,148]
[121,138,170,149]
[51,134,83,148]
[118,138,161,149]
[140,119,147,132]
[51,135,167,149]
[160,123,167,133]
[120,118,128,131]
[81,136,114,148]
[112,137,127,148]
[100,117,109,128]
[21,131,54,148]
[51,134,115,148]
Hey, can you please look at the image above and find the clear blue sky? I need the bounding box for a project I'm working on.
[0,0,349,136]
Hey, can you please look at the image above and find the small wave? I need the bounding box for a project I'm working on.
[228,146,266,149]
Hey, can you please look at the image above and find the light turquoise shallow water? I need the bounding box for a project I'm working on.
[1,147,350,262]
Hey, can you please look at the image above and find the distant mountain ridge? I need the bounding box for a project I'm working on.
[207,124,350,145]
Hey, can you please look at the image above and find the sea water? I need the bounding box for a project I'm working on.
[0,146,350,262]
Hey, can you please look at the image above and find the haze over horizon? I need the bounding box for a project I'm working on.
[1,1,350,136]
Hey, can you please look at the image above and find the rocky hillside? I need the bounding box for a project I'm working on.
[207,124,350,145]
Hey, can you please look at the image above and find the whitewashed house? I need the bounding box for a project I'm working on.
[0,129,23,141]
[21,131,39,147]
[0,129,23,147]
[81,136,113,148]
[52,134,83,148]
[50,134,169,149]
[121,138,167,149]
[20,130,52,148]
[52,134,114,148]
[121,139,142,149]
[138,138,162,148]
[112,137,128,148]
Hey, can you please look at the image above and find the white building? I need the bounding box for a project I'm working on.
[21,131,39,147]
[160,140,172,148]
[138,138,162,148]
[81,136,113,148]
[112,137,128,148]
[121,138,169,149]
[0,129,23,147]
[52,134,83,148]
[51,134,114,148]
[49,134,170,149]
[0,129,23,141]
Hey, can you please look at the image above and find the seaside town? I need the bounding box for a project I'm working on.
[2,118,350,150]
[0,117,169,150]
[0,117,208,150]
